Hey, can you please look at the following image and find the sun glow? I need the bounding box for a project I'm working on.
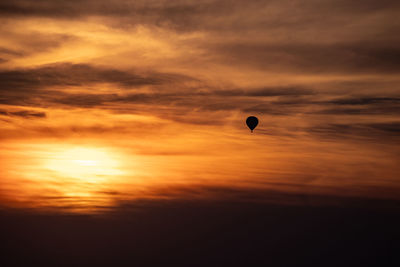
[44,147,124,182]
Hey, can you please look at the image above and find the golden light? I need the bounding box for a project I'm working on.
[44,147,124,182]
[0,143,143,212]
[0,141,175,212]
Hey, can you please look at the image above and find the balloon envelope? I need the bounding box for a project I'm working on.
[246,116,258,132]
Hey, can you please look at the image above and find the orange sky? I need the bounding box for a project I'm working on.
[0,0,399,212]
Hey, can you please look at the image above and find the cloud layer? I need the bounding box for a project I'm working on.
[0,0,399,207]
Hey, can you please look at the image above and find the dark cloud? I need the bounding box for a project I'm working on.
[317,106,400,115]
[212,42,400,74]
[0,109,46,118]
[241,104,296,115]
[0,33,76,63]
[0,0,239,31]
[214,87,315,97]
[316,97,400,115]
[0,47,24,57]
[307,122,400,141]
[54,93,119,108]
[0,63,192,106]
[1,0,399,29]
[0,63,318,112]
[368,122,400,133]
[2,64,398,122]
[327,97,400,106]
[0,63,189,91]
[1,61,398,133]
[107,90,313,117]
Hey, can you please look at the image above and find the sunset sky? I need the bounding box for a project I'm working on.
[0,0,399,213]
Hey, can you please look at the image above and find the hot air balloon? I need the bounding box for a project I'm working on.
[246,116,258,133]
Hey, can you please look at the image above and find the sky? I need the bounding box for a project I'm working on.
[0,0,400,213]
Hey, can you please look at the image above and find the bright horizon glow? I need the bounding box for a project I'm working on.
[0,143,142,212]
[44,147,124,182]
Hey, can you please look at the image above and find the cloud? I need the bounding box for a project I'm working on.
[210,42,400,74]
[0,47,24,57]
[0,63,189,91]
[0,63,193,106]
[214,87,315,97]
[0,62,318,112]
[0,109,46,118]
[0,0,399,146]
[307,121,400,141]
[1,0,399,28]
[327,97,400,106]
[53,93,118,108]
[1,0,399,77]
[315,97,400,115]
[2,61,398,123]
[368,122,400,133]
[0,32,76,64]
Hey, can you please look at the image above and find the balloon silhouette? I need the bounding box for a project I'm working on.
[246,116,258,133]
